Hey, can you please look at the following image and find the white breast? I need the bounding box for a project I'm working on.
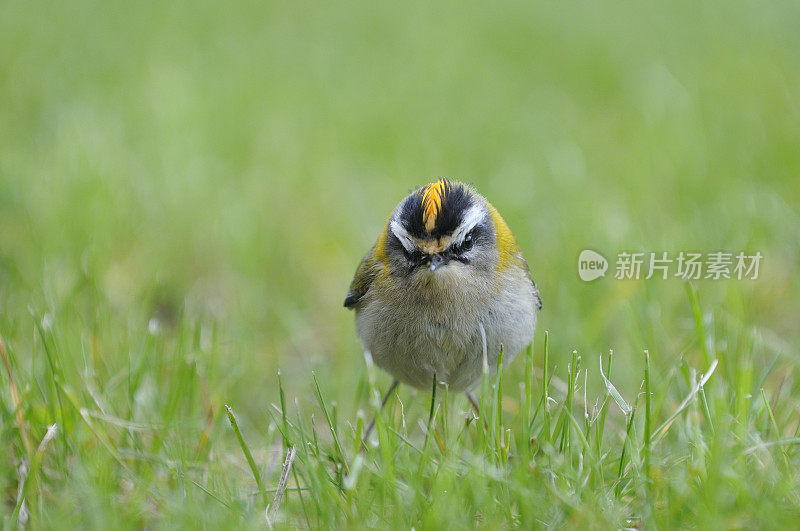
[354,267,538,392]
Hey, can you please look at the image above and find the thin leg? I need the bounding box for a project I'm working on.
[428,372,437,425]
[362,379,399,447]
[466,391,480,416]
[422,373,438,448]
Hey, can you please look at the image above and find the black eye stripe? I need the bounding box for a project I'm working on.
[386,229,416,261]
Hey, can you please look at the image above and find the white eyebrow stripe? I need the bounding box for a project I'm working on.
[451,204,485,244]
[389,219,416,252]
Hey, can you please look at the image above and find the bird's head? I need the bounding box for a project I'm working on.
[381,179,517,289]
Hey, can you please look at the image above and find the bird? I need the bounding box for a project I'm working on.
[344,178,541,433]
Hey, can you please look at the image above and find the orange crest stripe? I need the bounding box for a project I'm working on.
[421,178,451,233]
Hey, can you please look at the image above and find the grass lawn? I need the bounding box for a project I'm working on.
[2,0,800,528]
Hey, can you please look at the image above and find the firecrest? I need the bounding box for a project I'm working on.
[344,178,541,396]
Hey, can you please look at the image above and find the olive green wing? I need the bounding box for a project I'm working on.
[344,248,383,309]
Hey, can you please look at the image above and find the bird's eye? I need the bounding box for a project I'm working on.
[462,231,474,251]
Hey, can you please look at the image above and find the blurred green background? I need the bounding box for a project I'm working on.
[1,0,799,506]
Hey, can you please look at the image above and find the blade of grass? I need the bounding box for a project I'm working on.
[596,351,614,455]
[10,424,58,524]
[267,445,297,523]
[0,332,32,456]
[600,351,630,416]
[542,331,550,447]
[478,323,490,455]
[559,351,578,454]
[760,389,791,471]
[190,479,242,515]
[225,405,269,509]
[616,406,637,497]
[278,371,290,447]
[651,359,718,445]
[493,346,505,463]
[643,350,652,490]
[686,282,711,368]
[524,342,533,459]
[311,373,349,475]
[743,437,800,456]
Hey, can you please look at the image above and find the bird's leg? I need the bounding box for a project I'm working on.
[421,373,439,448]
[466,392,480,416]
[428,372,438,426]
[361,379,399,448]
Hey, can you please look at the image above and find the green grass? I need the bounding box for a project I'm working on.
[2,0,800,528]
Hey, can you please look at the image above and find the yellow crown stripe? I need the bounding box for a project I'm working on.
[421,178,450,233]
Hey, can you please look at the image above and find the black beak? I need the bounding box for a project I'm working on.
[428,253,449,271]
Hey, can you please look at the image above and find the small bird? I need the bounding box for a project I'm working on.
[345,179,541,417]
